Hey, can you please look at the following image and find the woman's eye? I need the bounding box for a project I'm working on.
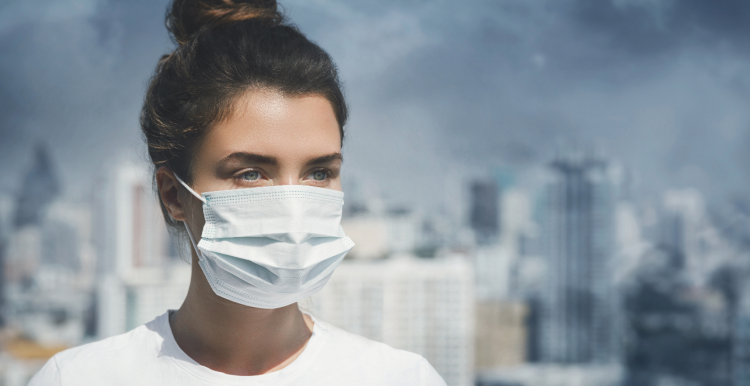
[240,171,261,181]
[311,170,328,181]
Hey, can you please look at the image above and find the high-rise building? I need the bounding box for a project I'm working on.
[308,255,474,386]
[3,148,93,348]
[5,201,97,347]
[476,363,623,386]
[658,189,719,284]
[473,246,515,301]
[13,144,60,229]
[474,188,537,301]
[95,163,188,338]
[539,153,618,363]
[469,181,499,244]
[341,207,422,260]
[0,195,13,326]
[474,301,528,370]
[3,144,59,328]
[734,278,750,386]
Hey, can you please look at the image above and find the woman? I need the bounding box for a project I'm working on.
[29,0,446,385]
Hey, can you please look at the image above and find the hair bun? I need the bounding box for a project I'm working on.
[167,0,283,45]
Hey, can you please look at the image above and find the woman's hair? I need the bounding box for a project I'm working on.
[140,0,347,233]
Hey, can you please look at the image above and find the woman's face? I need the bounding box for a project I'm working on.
[159,89,342,231]
[192,89,342,193]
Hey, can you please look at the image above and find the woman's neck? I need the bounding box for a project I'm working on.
[169,254,314,376]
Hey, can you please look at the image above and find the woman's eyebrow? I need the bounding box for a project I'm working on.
[306,153,343,166]
[219,152,278,165]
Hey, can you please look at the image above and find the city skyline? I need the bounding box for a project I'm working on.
[2,141,750,385]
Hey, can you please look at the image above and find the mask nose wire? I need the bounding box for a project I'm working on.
[173,173,207,260]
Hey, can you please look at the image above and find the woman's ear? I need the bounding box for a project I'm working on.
[156,167,188,222]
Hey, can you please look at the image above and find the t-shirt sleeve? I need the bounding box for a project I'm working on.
[419,357,447,386]
[27,356,61,386]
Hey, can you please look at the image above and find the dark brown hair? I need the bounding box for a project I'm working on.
[140,0,347,230]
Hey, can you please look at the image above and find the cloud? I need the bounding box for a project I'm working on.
[0,0,172,196]
[2,0,750,209]
[569,0,750,57]
[287,0,750,204]
[0,0,101,35]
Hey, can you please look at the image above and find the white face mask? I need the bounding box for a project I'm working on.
[174,175,354,309]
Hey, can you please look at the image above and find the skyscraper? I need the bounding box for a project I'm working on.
[658,189,710,283]
[13,144,60,229]
[95,163,188,338]
[539,153,618,363]
[469,181,499,244]
[734,280,750,386]
[1,144,59,328]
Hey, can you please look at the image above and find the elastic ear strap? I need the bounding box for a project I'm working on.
[182,221,204,261]
[174,174,207,204]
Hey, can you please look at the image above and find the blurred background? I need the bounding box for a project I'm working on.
[2,0,750,385]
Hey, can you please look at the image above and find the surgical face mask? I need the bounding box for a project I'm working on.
[174,175,354,309]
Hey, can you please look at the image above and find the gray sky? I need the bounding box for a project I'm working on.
[2,0,750,210]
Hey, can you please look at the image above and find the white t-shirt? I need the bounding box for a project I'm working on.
[28,311,446,386]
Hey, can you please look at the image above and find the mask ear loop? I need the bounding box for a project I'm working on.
[173,174,207,204]
[182,222,204,262]
[173,173,207,261]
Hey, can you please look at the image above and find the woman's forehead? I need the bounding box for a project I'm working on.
[201,90,341,162]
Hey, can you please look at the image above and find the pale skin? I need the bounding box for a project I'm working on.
[155,89,343,376]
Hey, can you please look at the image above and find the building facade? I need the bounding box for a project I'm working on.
[95,163,188,338]
[308,255,474,386]
[470,181,500,245]
[540,154,618,363]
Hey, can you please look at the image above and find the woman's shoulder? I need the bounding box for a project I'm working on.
[315,318,418,360]
[28,314,169,386]
[58,316,164,364]
[310,317,447,386]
